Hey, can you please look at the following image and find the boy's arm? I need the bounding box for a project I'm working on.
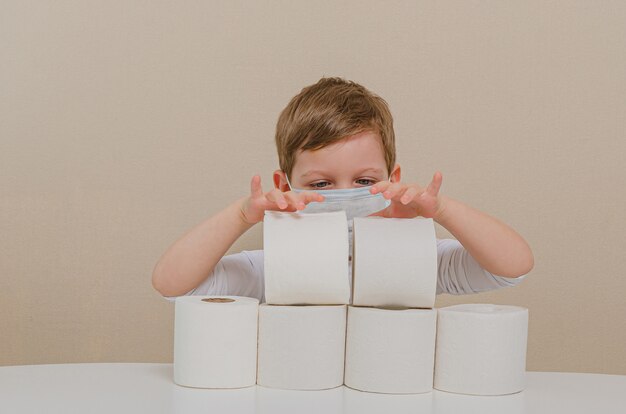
[372,172,534,278]
[152,198,253,297]
[433,195,534,278]
[152,175,323,297]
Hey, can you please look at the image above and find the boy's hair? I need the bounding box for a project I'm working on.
[275,77,396,178]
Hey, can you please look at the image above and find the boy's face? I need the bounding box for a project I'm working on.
[274,130,400,191]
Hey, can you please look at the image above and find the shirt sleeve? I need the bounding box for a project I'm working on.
[436,238,527,295]
[162,250,265,303]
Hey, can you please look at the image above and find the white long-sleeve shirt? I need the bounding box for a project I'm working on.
[163,238,526,302]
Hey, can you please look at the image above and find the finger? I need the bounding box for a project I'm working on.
[283,191,306,210]
[426,171,443,196]
[295,191,325,205]
[400,186,421,205]
[370,181,392,194]
[382,182,408,200]
[250,175,263,198]
[285,191,325,209]
[266,189,289,210]
[289,190,324,203]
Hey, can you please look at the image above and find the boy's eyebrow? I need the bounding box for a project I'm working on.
[357,168,384,176]
[301,169,327,178]
[301,168,384,178]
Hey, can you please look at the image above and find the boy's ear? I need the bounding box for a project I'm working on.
[389,164,401,183]
[273,170,290,191]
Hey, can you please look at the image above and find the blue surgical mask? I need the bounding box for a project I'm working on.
[285,174,390,227]
[286,175,390,258]
[285,175,390,221]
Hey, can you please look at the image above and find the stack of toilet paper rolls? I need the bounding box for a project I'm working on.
[172,210,529,396]
[345,216,439,394]
[258,211,350,390]
[348,216,528,395]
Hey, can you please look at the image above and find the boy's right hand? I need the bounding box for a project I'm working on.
[239,175,325,224]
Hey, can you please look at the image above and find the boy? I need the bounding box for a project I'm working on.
[152,77,534,301]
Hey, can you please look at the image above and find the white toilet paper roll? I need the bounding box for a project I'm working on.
[263,211,350,305]
[352,217,437,308]
[173,296,258,388]
[257,304,347,390]
[434,304,529,396]
[344,306,437,394]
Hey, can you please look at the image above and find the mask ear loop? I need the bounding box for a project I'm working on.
[284,173,295,191]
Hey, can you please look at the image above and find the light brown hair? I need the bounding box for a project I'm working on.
[275,77,396,178]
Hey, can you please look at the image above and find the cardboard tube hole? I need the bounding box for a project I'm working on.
[202,298,235,303]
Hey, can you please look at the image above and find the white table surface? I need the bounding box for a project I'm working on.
[1,363,624,414]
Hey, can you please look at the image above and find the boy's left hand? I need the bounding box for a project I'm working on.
[370,171,445,220]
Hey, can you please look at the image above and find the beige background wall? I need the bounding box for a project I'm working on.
[1,1,625,374]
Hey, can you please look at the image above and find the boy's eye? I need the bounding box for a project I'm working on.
[355,178,375,186]
[310,181,331,188]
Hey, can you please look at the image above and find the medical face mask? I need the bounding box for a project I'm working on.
[285,175,391,256]
[285,175,391,221]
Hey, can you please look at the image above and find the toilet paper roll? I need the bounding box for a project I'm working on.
[344,306,437,394]
[434,304,529,396]
[263,211,350,305]
[173,296,258,388]
[352,217,437,308]
[257,304,347,390]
